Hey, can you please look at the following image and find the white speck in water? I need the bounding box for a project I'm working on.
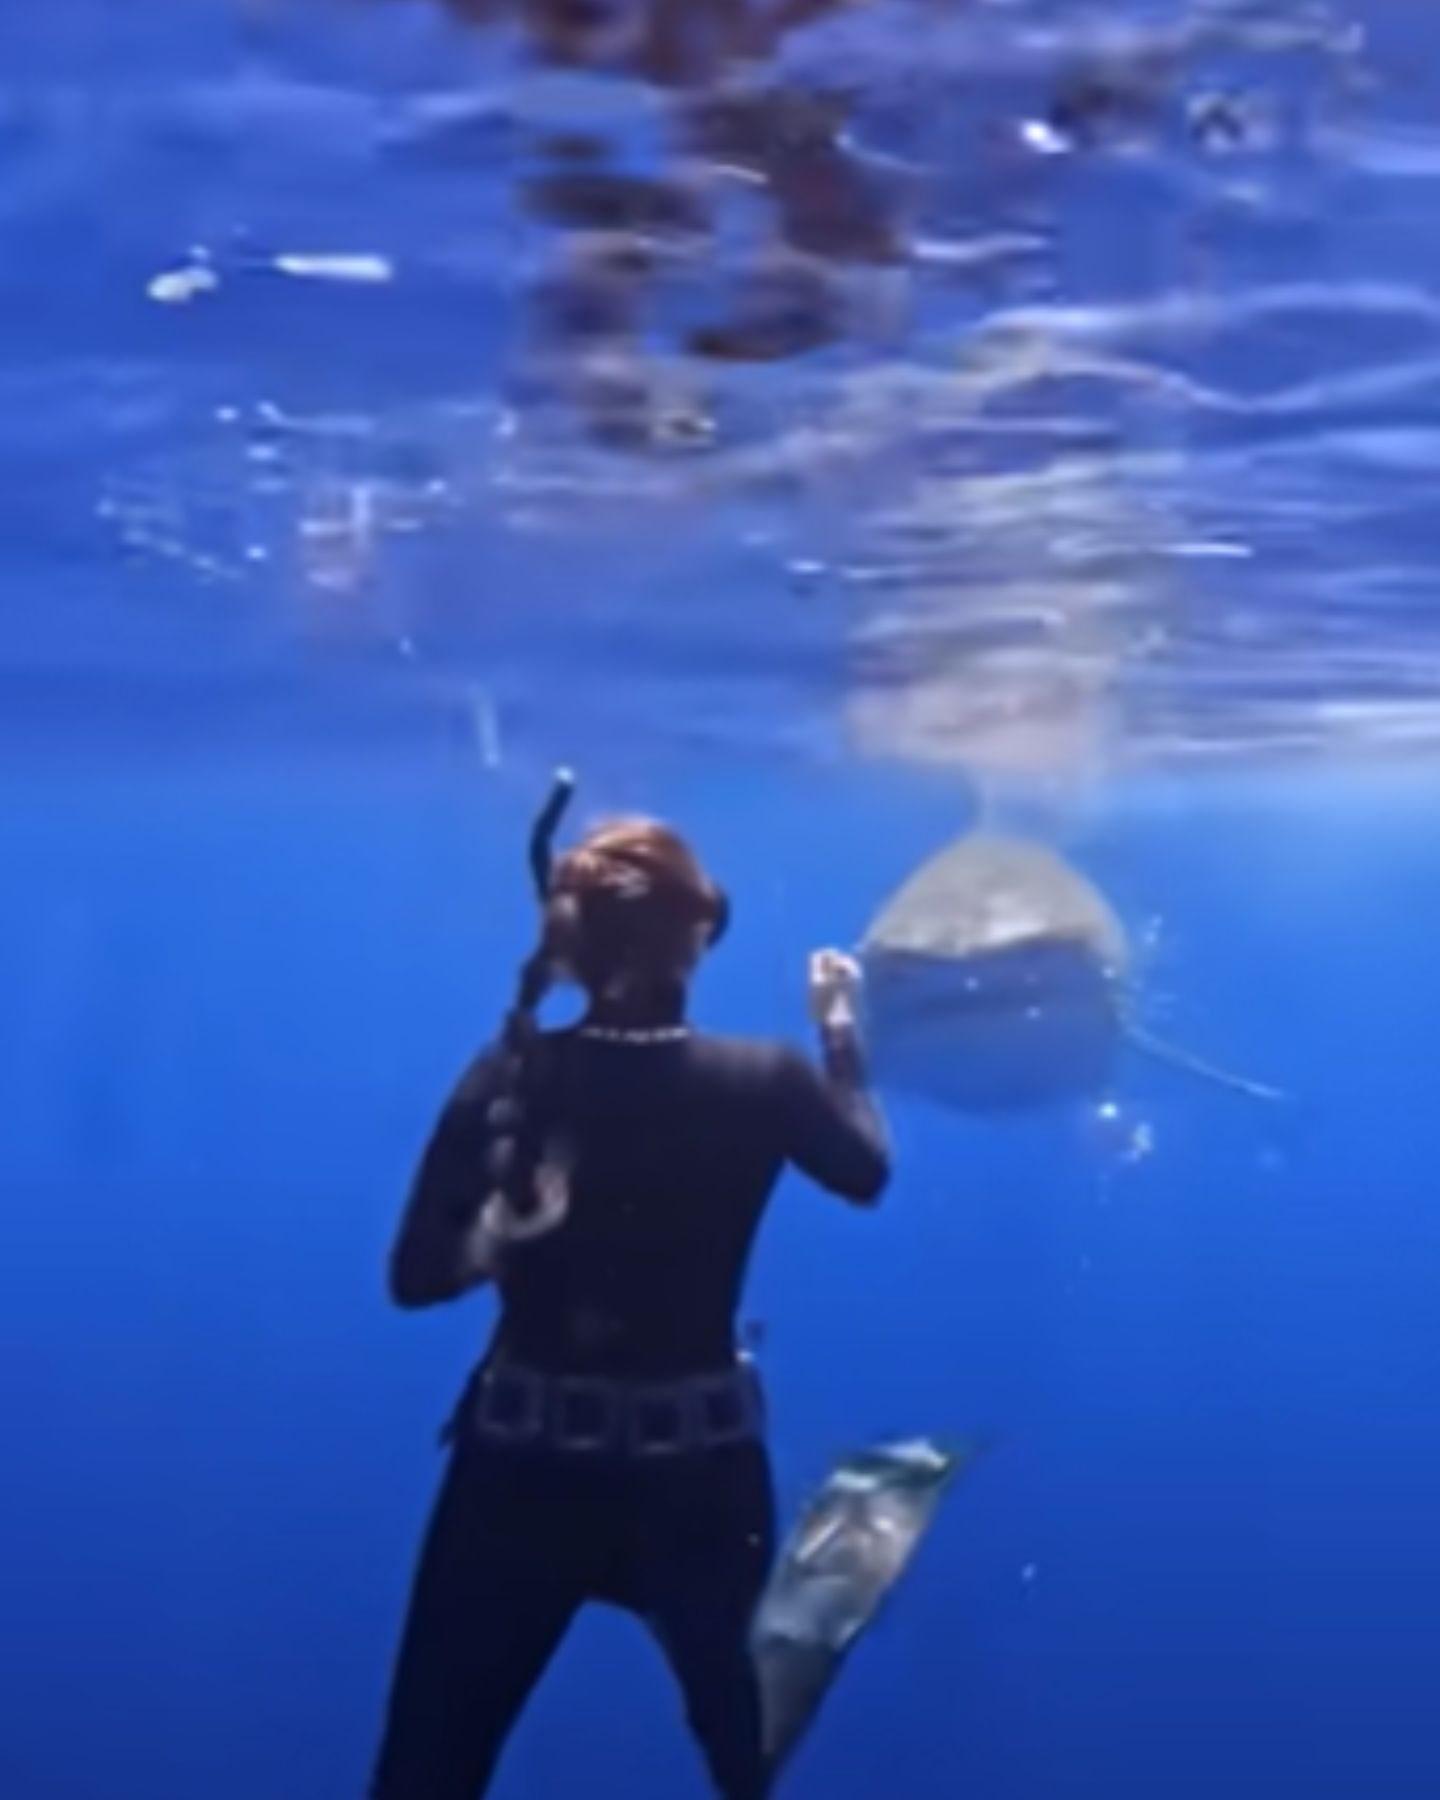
[469,688,502,770]
[215,405,240,425]
[272,252,394,285]
[1171,541,1253,560]
[244,544,270,564]
[1123,1122,1156,1165]
[1096,1100,1120,1124]
[1019,119,1069,156]
[148,264,219,304]
[300,482,376,593]
[1021,1563,1039,1587]
[912,231,1045,271]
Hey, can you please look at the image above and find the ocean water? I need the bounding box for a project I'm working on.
[4,2,1440,1796]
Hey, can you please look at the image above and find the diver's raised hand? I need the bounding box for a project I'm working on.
[808,948,864,1032]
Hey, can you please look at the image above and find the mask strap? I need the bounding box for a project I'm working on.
[707,886,732,947]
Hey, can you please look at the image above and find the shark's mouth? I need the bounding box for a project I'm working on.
[859,942,1125,1111]
[864,940,1123,1020]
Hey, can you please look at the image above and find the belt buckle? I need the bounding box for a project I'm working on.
[475,1367,544,1444]
[552,1376,617,1453]
[692,1368,758,1447]
[627,1382,694,1458]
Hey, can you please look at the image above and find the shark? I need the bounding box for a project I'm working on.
[858,833,1283,1113]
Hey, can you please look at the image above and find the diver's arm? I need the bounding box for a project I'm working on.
[778,952,892,1204]
[388,1054,506,1309]
[779,1029,891,1205]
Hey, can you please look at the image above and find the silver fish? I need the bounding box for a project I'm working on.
[859,833,1282,1113]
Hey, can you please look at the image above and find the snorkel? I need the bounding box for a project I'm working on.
[485,768,577,1223]
[529,766,577,905]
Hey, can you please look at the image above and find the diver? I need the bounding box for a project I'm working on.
[370,781,891,1800]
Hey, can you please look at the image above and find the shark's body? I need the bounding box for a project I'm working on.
[859,833,1280,1112]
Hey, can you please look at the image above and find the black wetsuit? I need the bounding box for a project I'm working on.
[371,1017,890,1800]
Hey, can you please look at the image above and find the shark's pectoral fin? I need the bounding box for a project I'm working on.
[1125,1023,1286,1103]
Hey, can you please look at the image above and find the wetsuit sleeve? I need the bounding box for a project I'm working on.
[773,1025,892,1204]
[388,1050,502,1309]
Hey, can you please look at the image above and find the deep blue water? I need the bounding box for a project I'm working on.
[4,2,1440,1797]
